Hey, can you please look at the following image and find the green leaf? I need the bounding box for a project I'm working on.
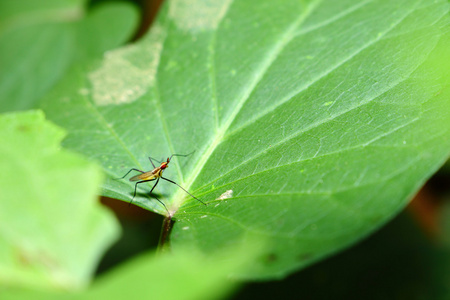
[0,0,138,112]
[40,0,450,279]
[83,245,257,300]
[0,110,120,290]
[2,242,260,300]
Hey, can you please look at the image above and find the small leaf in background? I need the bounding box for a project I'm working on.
[2,240,262,300]
[0,0,139,113]
[40,0,450,280]
[84,242,261,300]
[0,110,120,290]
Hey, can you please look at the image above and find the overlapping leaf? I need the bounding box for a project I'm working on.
[0,111,119,289]
[0,0,138,112]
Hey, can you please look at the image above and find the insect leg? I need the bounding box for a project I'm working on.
[150,195,168,214]
[169,151,195,160]
[130,179,169,214]
[130,179,155,206]
[117,168,145,180]
[148,177,160,194]
[146,178,169,213]
[148,157,161,168]
[161,176,207,206]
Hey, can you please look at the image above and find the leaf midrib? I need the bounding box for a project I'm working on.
[172,0,323,209]
[186,1,423,195]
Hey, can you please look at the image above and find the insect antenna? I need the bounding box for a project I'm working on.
[168,150,196,161]
[161,176,207,206]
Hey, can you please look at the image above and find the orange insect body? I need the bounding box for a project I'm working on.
[129,161,166,182]
[118,153,206,212]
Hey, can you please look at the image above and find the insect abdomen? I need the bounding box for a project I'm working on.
[129,172,155,182]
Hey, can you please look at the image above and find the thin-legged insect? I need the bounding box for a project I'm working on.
[117,152,207,212]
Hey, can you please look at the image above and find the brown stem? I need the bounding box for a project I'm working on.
[131,0,165,41]
[158,215,175,252]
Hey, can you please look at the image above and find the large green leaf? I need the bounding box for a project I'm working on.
[41,0,450,279]
[0,0,138,112]
[0,110,119,290]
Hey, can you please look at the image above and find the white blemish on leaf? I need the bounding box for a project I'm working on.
[89,25,165,106]
[169,0,232,31]
[216,189,233,200]
[182,226,190,230]
[200,215,208,218]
